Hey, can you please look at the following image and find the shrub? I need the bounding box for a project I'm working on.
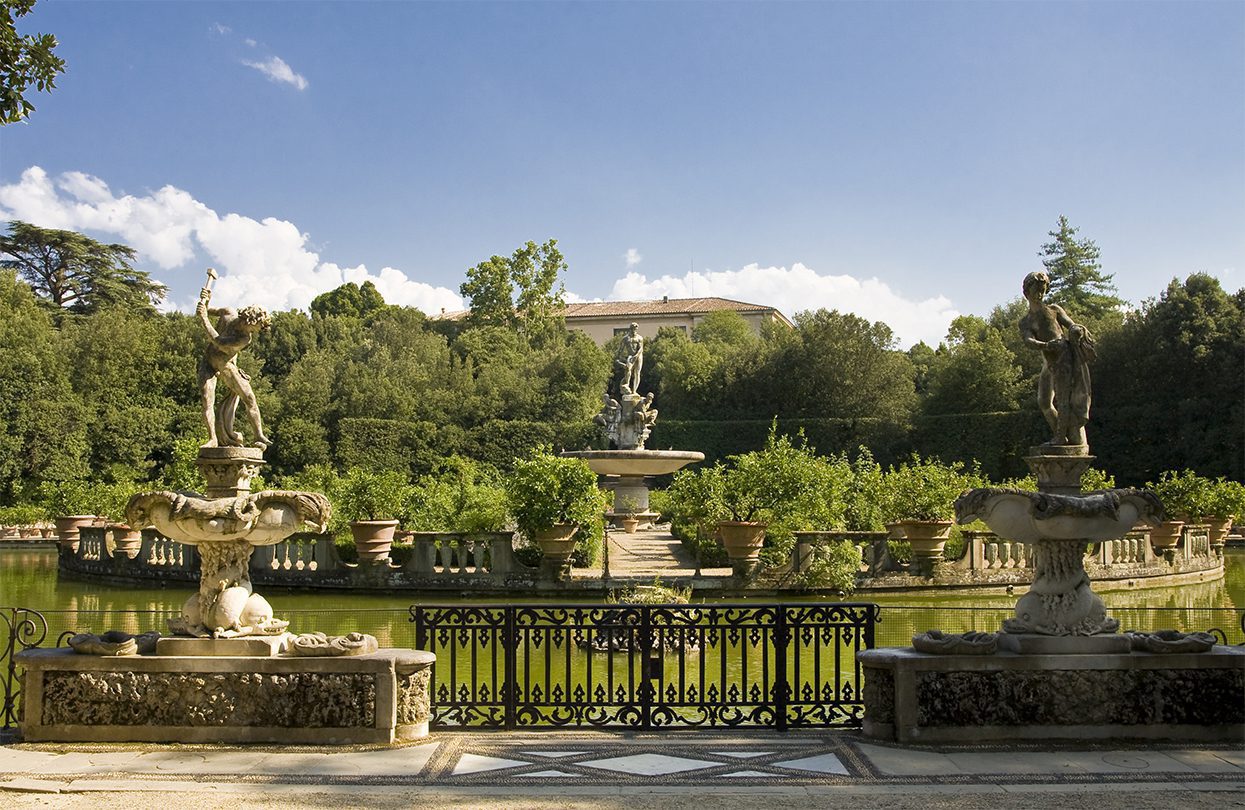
[881,455,984,523]
[1147,470,1215,520]
[606,579,692,605]
[404,456,507,533]
[842,447,886,531]
[795,539,861,594]
[506,450,605,538]
[1207,478,1245,520]
[332,467,413,524]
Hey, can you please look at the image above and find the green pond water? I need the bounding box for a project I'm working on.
[2,546,1242,649]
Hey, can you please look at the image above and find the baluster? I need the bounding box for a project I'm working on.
[436,537,451,575]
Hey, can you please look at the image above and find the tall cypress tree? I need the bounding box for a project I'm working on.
[1038,215,1124,320]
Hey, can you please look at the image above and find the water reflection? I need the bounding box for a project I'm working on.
[3,547,1242,647]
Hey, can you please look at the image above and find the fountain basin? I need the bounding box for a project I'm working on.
[562,450,704,527]
[561,449,705,477]
[955,488,1163,543]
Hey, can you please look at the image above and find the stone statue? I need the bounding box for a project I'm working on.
[616,322,644,396]
[196,268,272,450]
[1019,270,1096,449]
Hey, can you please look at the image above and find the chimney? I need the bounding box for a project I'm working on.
[662,295,669,304]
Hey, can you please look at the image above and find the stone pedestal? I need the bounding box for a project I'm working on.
[15,646,434,744]
[197,446,266,498]
[1025,446,1093,495]
[860,645,1245,743]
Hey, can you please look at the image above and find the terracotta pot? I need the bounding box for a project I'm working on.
[1148,520,1184,553]
[1207,518,1232,549]
[110,523,144,557]
[350,519,399,563]
[621,517,640,534]
[533,523,579,560]
[54,515,96,550]
[896,520,953,566]
[718,521,767,561]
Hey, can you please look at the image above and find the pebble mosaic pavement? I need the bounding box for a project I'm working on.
[2,732,1243,791]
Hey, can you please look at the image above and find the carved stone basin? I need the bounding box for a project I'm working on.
[954,488,1163,543]
[561,449,706,477]
[127,490,331,547]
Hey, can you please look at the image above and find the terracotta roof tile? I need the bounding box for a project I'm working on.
[430,296,790,324]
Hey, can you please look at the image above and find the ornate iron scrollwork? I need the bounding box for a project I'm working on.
[410,601,880,730]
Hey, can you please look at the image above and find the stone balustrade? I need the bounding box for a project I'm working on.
[63,526,539,591]
[791,524,1223,591]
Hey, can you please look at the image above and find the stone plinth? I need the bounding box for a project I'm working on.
[15,647,434,744]
[860,645,1245,744]
[1024,446,1094,496]
[155,634,292,657]
[196,446,266,499]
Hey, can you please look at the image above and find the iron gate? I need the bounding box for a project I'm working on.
[410,603,880,730]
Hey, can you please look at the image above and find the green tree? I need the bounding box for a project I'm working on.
[1094,273,1244,482]
[0,0,64,125]
[921,315,1024,415]
[309,280,386,320]
[773,309,917,423]
[460,239,567,342]
[1038,215,1124,321]
[0,270,88,501]
[0,222,166,313]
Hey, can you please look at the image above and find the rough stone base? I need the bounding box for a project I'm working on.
[860,645,1245,744]
[15,646,433,744]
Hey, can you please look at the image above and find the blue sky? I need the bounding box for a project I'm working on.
[1,1,1241,346]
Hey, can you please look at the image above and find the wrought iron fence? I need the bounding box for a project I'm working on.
[410,602,880,730]
[4,602,1242,738]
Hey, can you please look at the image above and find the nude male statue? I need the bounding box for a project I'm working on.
[616,322,644,396]
[1019,270,1096,449]
[196,269,272,449]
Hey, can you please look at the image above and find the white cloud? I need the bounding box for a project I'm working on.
[607,263,958,348]
[244,38,257,48]
[209,23,231,36]
[241,56,308,91]
[0,166,462,315]
[624,247,642,268]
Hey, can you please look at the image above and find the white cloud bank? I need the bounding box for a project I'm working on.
[0,166,462,315]
[609,264,958,348]
[624,247,642,268]
[241,56,308,91]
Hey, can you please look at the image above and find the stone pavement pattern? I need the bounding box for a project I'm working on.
[2,732,1242,808]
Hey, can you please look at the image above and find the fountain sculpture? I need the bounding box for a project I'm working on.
[15,270,433,744]
[859,270,1244,742]
[563,322,703,526]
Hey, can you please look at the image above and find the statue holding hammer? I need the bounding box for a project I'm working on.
[196,268,272,450]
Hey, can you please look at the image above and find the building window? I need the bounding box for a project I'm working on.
[613,327,630,336]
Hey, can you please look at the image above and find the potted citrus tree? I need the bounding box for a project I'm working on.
[1146,470,1210,554]
[1205,477,1243,552]
[333,467,413,563]
[883,457,978,574]
[38,480,98,550]
[506,451,605,579]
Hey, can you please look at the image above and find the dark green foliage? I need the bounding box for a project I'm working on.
[1093,274,1244,483]
[336,417,441,477]
[0,221,166,313]
[0,0,64,124]
[920,316,1024,415]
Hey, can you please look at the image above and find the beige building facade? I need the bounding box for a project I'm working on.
[560,297,793,345]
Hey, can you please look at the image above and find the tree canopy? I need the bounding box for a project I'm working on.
[460,239,567,343]
[0,0,64,125]
[0,221,166,313]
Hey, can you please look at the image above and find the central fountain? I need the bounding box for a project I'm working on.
[561,322,703,526]
[859,270,1244,742]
